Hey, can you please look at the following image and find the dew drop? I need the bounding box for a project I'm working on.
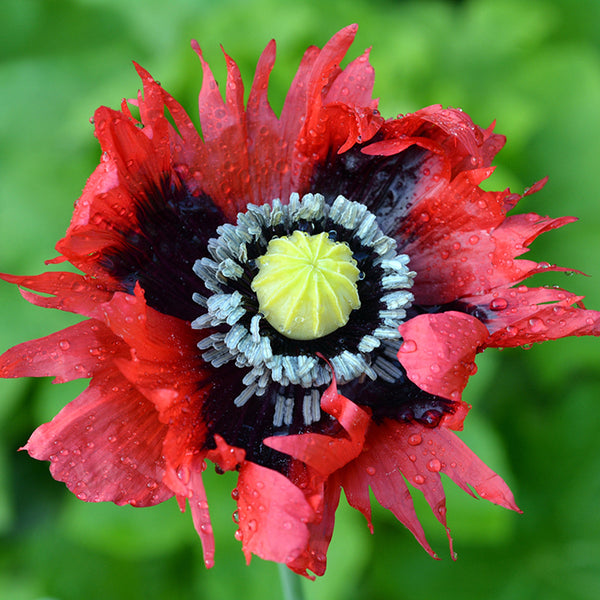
[248,519,257,532]
[399,339,417,353]
[366,466,376,476]
[408,434,422,446]
[413,474,425,485]
[528,317,545,332]
[489,297,508,311]
[58,340,71,350]
[200,522,213,534]
[427,458,442,472]
[177,465,190,484]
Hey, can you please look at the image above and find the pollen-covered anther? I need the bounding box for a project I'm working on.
[251,231,361,340]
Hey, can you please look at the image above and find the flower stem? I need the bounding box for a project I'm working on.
[278,563,305,600]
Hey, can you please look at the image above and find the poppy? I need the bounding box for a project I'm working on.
[2,25,599,578]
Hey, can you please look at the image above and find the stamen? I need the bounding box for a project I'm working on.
[192,192,416,428]
[234,383,258,407]
[273,394,286,427]
[302,393,314,425]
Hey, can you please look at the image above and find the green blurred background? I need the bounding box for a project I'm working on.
[1,0,599,598]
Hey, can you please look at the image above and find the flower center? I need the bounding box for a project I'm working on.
[191,192,415,427]
[251,231,361,340]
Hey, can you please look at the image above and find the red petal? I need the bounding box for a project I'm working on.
[264,370,369,475]
[339,424,436,557]
[365,106,505,174]
[434,427,520,511]
[287,479,341,578]
[340,416,520,559]
[132,63,171,155]
[0,272,112,318]
[182,456,216,569]
[98,287,212,493]
[236,461,314,565]
[286,25,382,191]
[93,106,170,198]
[24,369,172,506]
[0,320,126,383]
[397,311,489,401]
[396,166,575,305]
[206,434,246,472]
[463,286,600,347]
[100,285,199,363]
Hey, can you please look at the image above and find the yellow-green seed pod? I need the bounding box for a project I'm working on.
[251,231,361,340]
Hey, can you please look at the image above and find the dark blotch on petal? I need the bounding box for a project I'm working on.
[100,175,225,321]
[311,142,429,237]
[340,369,455,427]
[202,365,340,474]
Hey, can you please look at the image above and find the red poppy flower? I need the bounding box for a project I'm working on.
[2,25,600,578]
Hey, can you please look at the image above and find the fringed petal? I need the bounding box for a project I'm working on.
[24,369,172,506]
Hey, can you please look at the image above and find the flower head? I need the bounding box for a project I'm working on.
[2,24,600,578]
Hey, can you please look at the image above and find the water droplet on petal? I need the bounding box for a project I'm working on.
[427,458,442,472]
[413,474,425,485]
[528,317,545,332]
[489,297,508,311]
[408,434,422,446]
[366,466,376,476]
[399,339,417,353]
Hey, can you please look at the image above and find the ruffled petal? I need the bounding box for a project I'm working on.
[0,272,112,318]
[97,285,214,495]
[398,169,575,304]
[339,412,519,559]
[397,311,489,401]
[462,286,600,347]
[286,479,341,578]
[172,455,216,569]
[265,368,369,475]
[236,461,314,565]
[285,25,382,192]
[24,369,172,506]
[339,425,436,557]
[0,320,126,383]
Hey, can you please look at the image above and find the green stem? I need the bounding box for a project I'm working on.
[278,563,305,600]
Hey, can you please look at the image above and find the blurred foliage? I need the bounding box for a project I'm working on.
[1,0,600,598]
